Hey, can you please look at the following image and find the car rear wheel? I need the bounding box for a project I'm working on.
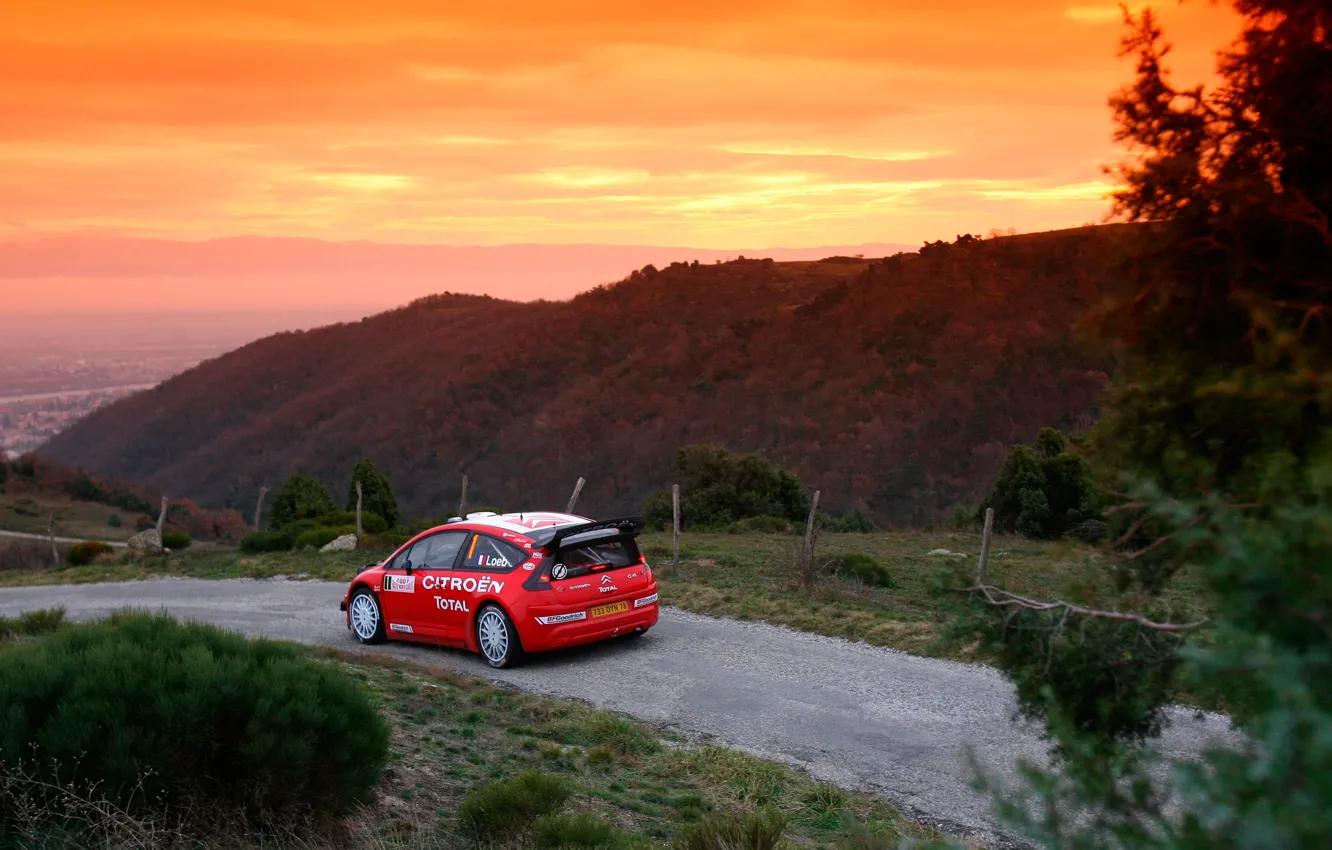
[476,604,523,668]
[349,588,387,645]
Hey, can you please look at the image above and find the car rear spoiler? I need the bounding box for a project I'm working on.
[529,515,645,551]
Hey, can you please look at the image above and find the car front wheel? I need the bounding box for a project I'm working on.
[476,604,523,668]
[348,588,387,645]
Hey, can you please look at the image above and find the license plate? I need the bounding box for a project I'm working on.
[590,601,629,618]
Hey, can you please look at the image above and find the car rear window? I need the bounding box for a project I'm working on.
[554,539,641,579]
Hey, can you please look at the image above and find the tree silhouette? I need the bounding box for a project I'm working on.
[346,458,400,530]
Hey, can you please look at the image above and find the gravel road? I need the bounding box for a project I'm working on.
[0,578,1237,847]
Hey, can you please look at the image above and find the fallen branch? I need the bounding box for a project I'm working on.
[960,583,1208,632]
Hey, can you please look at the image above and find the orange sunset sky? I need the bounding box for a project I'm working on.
[1,0,1240,311]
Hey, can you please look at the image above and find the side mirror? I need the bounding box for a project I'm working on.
[403,560,413,574]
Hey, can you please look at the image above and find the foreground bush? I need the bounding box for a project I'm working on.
[0,608,66,643]
[457,771,573,843]
[239,530,293,554]
[67,541,114,566]
[827,553,895,588]
[160,531,191,550]
[674,807,787,850]
[0,613,388,825]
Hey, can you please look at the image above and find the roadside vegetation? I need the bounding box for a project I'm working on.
[0,611,951,849]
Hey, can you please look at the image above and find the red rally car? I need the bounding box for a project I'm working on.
[340,511,659,668]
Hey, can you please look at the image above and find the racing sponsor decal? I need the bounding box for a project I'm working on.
[383,575,416,593]
[476,554,511,569]
[551,563,568,580]
[389,623,414,633]
[523,562,538,571]
[434,597,470,612]
[535,611,587,625]
[420,575,504,593]
[569,582,591,590]
[600,585,619,593]
[634,593,659,608]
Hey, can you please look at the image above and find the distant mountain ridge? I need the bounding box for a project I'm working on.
[40,225,1132,526]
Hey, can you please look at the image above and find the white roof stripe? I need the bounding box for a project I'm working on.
[466,512,589,537]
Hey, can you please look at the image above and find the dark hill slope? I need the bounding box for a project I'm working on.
[43,225,1132,526]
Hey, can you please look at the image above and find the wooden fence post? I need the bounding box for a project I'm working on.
[253,486,268,530]
[566,477,586,514]
[802,490,821,570]
[458,475,468,519]
[355,480,364,548]
[47,512,58,566]
[978,507,995,585]
[156,496,168,537]
[671,484,680,573]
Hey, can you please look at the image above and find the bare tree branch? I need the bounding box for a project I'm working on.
[961,583,1208,632]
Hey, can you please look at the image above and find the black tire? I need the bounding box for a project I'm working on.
[475,604,523,668]
[348,587,387,645]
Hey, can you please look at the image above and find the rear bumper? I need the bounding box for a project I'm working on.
[520,596,659,652]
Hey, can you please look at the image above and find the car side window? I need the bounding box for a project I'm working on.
[459,534,525,573]
[413,532,468,569]
[389,532,467,570]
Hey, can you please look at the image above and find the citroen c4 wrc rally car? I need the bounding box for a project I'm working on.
[339,511,659,668]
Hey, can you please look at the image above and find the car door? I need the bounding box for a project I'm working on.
[423,532,526,640]
[377,537,428,637]
[398,531,469,641]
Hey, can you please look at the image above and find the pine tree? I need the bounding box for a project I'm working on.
[345,458,400,530]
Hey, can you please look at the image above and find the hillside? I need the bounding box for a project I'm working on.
[41,225,1134,526]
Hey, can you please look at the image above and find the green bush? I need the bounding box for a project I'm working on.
[161,531,191,550]
[293,525,356,550]
[364,531,412,550]
[239,530,293,554]
[268,473,335,530]
[533,813,630,849]
[821,509,876,534]
[978,427,1097,539]
[346,458,401,529]
[0,613,388,825]
[645,445,810,530]
[67,541,114,566]
[0,608,67,643]
[727,515,793,534]
[106,514,122,528]
[674,807,787,850]
[457,771,573,843]
[315,510,387,534]
[827,553,896,588]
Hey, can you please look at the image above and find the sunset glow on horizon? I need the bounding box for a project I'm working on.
[1,0,1241,309]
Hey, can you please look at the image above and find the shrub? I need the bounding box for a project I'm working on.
[827,553,896,589]
[161,531,191,550]
[364,531,412,550]
[674,807,787,850]
[0,613,389,825]
[293,525,356,550]
[821,509,876,534]
[345,458,401,529]
[978,427,1097,539]
[645,445,810,530]
[239,530,293,554]
[533,813,629,849]
[106,514,122,528]
[727,515,792,534]
[0,608,66,643]
[67,541,114,566]
[457,771,573,843]
[267,473,335,530]
[316,510,387,534]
